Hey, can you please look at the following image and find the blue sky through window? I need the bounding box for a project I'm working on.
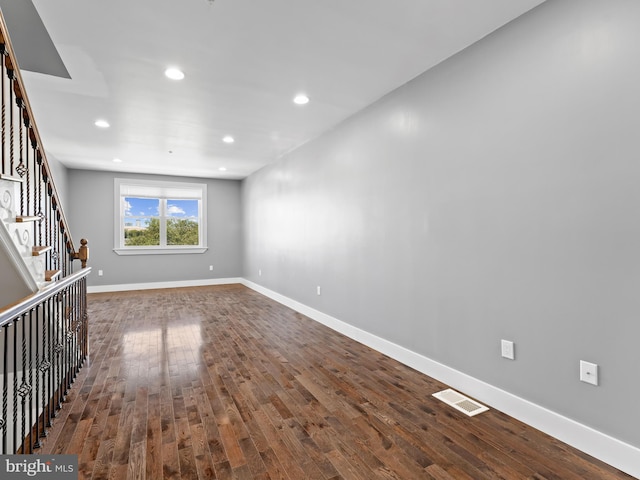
[124,197,199,219]
[124,197,159,217]
[167,199,199,218]
[123,197,199,229]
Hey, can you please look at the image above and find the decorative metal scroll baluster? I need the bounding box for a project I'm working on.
[11,317,18,452]
[6,69,11,175]
[45,182,52,271]
[1,44,5,175]
[35,144,44,246]
[33,306,42,449]
[45,298,54,430]
[19,313,28,452]
[41,299,52,437]
[27,310,35,452]
[1,325,8,453]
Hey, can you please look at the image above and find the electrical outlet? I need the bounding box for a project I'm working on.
[501,339,515,360]
[317,286,321,295]
[209,265,213,271]
[98,270,103,277]
[580,360,598,386]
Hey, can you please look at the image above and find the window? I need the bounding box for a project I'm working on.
[114,178,207,255]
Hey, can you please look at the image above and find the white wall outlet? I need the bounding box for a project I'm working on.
[317,286,321,295]
[209,265,213,271]
[98,270,103,277]
[258,269,262,276]
[580,360,598,386]
[501,339,515,360]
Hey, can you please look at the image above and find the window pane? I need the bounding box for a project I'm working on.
[124,217,160,246]
[167,218,199,245]
[124,197,159,216]
[123,197,160,246]
[167,199,200,246]
[166,199,199,218]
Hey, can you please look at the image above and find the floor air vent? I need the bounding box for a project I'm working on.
[432,389,489,417]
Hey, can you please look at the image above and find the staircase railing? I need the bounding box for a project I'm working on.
[0,269,90,454]
[0,9,90,454]
[0,13,87,279]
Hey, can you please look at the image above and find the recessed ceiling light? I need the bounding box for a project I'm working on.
[293,94,309,105]
[113,158,122,163]
[94,119,110,128]
[222,135,235,144]
[164,67,185,80]
[218,167,227,172]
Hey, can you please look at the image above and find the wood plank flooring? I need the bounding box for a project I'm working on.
[39,284,634,479]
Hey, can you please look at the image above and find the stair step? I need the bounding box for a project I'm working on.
[45,269,61,282]
[0,173,24,183]
[15,215,41,223]
[32,245,52,256]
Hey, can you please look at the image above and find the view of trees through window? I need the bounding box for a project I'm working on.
[124,197,199,246]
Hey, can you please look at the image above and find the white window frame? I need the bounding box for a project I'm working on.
[114,178,207,255]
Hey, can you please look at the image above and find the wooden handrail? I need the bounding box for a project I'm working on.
[0,267,92,328]
[0,12,79,260]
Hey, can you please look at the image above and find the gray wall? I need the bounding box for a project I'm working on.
[47,153,69,213]
[243,0,640,448]
[68,169,242,286]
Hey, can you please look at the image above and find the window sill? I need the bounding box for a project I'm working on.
[114,247,208,256]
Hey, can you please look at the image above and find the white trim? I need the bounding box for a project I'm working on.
[87,277,242,293]
[113,247,207,255]
[114,177,207,253]
[0,219,39,293]
[240,279,640,479]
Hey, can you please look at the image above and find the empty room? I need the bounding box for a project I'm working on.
[1,0,639,479]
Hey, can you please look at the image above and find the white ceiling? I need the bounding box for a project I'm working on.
[4,0,546,180]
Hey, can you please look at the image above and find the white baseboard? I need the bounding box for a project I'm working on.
[87,277,243,293]
[241,279,640,479]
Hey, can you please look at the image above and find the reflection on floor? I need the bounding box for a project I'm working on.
[40,284,633,479]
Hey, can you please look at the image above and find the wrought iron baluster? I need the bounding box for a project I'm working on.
[33,305,42,449]
[1,44,5,175]
[1,324,8,454]
[36,145,43,246]
[12,317,18,453]
[8,68,14,177]
[54,294,62,411]
[45,297,53,428]
[27,310,35,452]
[19,313,29,453]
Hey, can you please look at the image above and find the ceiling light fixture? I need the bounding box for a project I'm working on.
[222,135,235,144]
[164,67,185,80]
[218,167,227,172]
[293,94,309,105]
[113,158,122,163]
[94,119,110,128]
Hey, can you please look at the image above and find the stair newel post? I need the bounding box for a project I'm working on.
[77,239,89,269]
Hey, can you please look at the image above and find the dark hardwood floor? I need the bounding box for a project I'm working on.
[39,284,633,479]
